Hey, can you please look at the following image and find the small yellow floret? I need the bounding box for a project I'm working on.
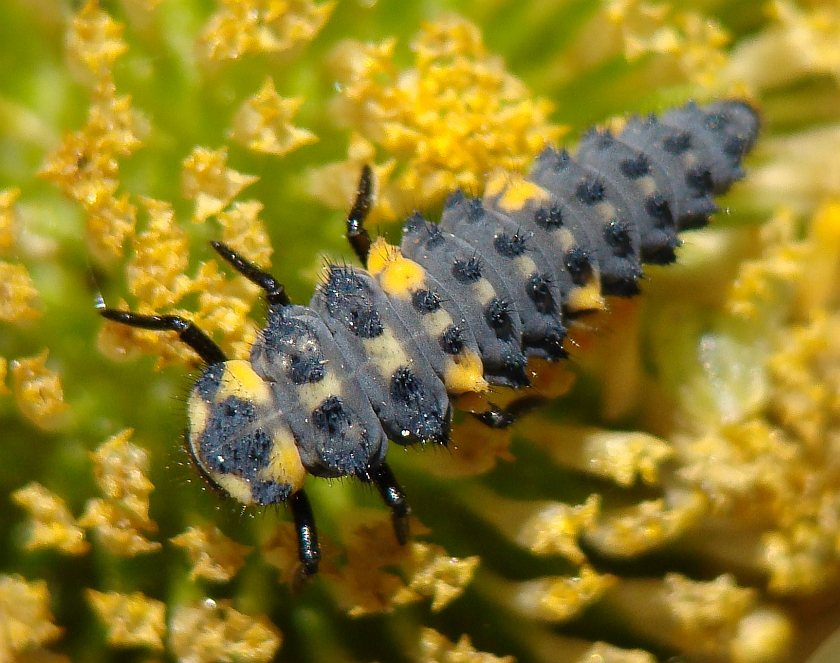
[85,589,165,650]
[66,0,128,84]
[126,198,191,309]
[182,147,259,223]
[0,262,41,322]
[169,599,282,663]
[12,482,89,555]
[11,350,69,432]
[395,543,479,612]
[512,566,617,622]
[0,574,63,657]
[230,78,318,156]
[515,495,601,564]
[79,430,161,556]
[216,201,273,269]
[312,15,564,223]
[197,0,335,62]
[584,491,707,558]
[418,627,514,663]
[606,2,730,89]
[170,525,252,583]
[0,187,20,251]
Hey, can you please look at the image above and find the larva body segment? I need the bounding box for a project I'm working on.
[103,99,760,577]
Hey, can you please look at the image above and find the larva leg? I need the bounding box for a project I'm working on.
[210,241,290,306]
[290,490,321,580]
[346,164,374,264]
[372,461,411,545]
[472,395,548,429]
[99,309,227,365]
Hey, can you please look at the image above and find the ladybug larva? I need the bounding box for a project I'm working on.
[101,99,760,579]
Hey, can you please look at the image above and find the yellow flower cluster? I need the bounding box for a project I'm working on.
[171,525,252,583]
[0,575,63,661]
[0,188,40,325]
[418,628,514,663]
[40,1,145,265]
[78,429,162,556]
[6,0,840,660]
[41,0,321,368]
[197,0,335,62]
[299,514,478,617]
[169,599,281,662]
[85,590,166,651]
[309,15,564,224]
[606,0,731,90]
[0,189,70,432]
[12,482,89,555]
[10,350,70,432]
[230,78,319,157]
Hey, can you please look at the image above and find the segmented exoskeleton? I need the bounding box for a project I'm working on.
[101,99,760,579]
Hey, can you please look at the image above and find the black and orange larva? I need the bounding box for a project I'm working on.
[101,99,760,579]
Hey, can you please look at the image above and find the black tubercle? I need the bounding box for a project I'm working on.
[534,205,563,229]
[494,232,528,257]
[412,288,442,313]
[452,256,483,282]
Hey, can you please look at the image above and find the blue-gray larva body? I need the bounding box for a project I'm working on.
[102,99,760,577]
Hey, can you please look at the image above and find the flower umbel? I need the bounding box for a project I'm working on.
[1,1,839,661]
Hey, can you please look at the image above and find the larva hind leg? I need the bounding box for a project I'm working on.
[472,395,548,429]
[371,461,411,545]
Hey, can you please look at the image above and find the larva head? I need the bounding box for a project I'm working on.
[186,359,307,506]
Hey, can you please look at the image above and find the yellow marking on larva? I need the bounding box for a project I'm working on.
[514,255,538,282]
[595,202,617,223]
[638,176,657,197]
[542,226,576,254]
[187,390,210,443]
[365,237,397,276]
[444,349,488,394]
[296,372,342,412]
[472,278,496,307]
[217,360,271,406]
[362,326,410,379]
[380,262,425,300]
[421,307,452,339]
[213,473,255,506]
[258,425,306,493]
[567,279,606,312]
[485,170,550,213]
